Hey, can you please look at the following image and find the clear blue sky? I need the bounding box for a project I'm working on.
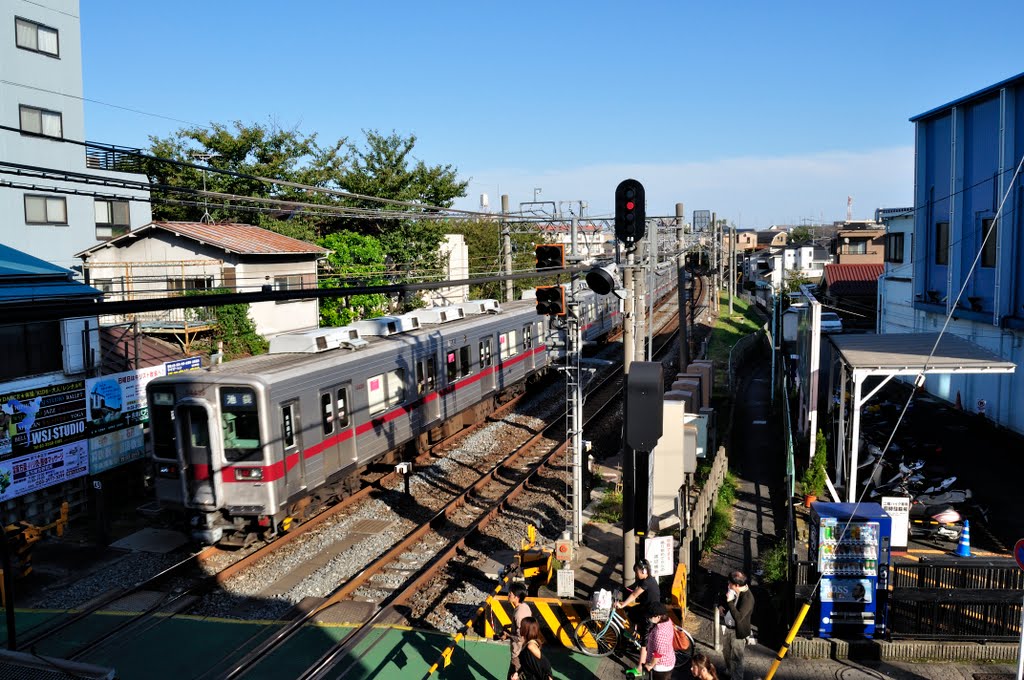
[80,1,1024,226]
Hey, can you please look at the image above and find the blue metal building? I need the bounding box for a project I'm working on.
[910,72,1024,431]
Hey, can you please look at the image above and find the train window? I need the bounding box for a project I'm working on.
[368,373,386,415]
[479,339,492,369]
[221,387,262,462]
[458,345,471,378]
[417,358,436,394]
[523,325,532,350]
[446,351,458,383]
[321,393,334,435]
[336,388,349,428]
[281,404,296,449]
[500,331,518,360]
[387,368,406,407]
[150,401,176,459]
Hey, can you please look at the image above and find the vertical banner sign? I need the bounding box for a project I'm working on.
[881,497,910,549]
[645,535,675,577]
[0,381,89,500]
[86,364,167,473]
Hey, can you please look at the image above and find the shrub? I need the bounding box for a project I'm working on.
[760,537,790,584]
[801,430,828,497]
[591,490,623,524]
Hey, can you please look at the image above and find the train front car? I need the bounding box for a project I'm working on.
[148,375,272,545]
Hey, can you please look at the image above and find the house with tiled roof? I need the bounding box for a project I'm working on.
[821,263,884,329]
[75,222,330,341]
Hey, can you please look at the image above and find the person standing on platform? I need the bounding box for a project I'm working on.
[719,570,754,680]
[501,582,532,680]
[614,558,661,676]
[511,616,552,680]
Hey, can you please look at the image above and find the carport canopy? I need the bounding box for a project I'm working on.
[827,332,1016,502]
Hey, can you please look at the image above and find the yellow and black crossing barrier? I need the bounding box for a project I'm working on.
[484,596,590,649]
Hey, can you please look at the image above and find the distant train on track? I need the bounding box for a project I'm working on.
[147,271,678,545]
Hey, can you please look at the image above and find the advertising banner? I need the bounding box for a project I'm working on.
[86,365,166,437]
[86,365,166,472]
[166,356,202,374]
[0,440,89,501]
[0,381,86,460]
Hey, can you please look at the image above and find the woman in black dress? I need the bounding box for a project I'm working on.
[510,616,552,680]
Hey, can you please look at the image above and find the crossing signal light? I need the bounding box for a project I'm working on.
[535,243,565,271]
[535,286,566,316]
[615,179,646,245]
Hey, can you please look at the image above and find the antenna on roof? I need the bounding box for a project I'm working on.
[190,152,221,224]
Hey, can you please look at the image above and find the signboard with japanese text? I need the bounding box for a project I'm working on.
[645,535,675,577]
[86,365,166,473]
[86,365,166,437]
[166,356,202,375]
[0,440,89,501]
[0,381,86,460]
[881,496,910,549]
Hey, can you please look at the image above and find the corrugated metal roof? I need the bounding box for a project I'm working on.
[823,263,884,296]
[78,222,330,257]
[829,332,1016,374]
[0,244,100,303]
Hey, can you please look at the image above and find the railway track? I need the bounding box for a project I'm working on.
[19,276,697,676]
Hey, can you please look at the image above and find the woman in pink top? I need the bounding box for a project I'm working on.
[642,602,675,679]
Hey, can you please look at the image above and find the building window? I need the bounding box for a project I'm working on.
[274,274,303,303]
[935,222,949,265]
[19,104,62,138]
[885,233,904,263]
[15,17,59,57]
[24,194,67,225]
[980,218,996,268]
[0,321,63,380]
[95,199,130,240]
[167,277,214,294]
[846,240,867,255]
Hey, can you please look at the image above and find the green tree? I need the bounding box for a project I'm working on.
[783,270,813,294]
[145,120,348,240]
[789,225,814,244]
[317,231,390,326]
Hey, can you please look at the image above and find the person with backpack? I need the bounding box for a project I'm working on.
[639,602,675,679]
[615,558,661,676]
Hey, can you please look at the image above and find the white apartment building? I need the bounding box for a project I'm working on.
[0,0,151,270]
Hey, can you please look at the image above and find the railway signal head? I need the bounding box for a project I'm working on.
[615,179,646,245]
[535,243,565,271]
[535,286,566,316]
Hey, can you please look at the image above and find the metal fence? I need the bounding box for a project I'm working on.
[793,558,1024,641]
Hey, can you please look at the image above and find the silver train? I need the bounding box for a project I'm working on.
[147,274,676,544]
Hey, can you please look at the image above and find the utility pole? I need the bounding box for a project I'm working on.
[568,218,584,545]
[502,194,514,303]
[714,212,722,300]
[676,203,689,370]
[622,250,636,582]
[729,221,736,315]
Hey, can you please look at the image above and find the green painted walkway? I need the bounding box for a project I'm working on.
[2,610,603,679]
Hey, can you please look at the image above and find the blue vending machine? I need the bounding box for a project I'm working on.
[809,502,892,639]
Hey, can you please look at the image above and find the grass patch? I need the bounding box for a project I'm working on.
[760,536,790,584]
[706,295,766,393]
[702,471,739,554]
[591,489,623,523]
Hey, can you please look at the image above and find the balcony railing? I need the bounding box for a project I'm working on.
[85,141,145,173]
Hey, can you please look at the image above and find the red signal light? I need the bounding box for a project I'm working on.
[626,201,635,210]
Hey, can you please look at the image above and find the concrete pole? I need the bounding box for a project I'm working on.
[636,244,647,362]
[729,221,736,315]
[622,251,635,583]
[502,194,513,303]
[676,203,689,371]
[569,218,584,545]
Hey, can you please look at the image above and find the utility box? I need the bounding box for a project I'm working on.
[651,400,698,529]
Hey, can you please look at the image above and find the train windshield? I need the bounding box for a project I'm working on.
[220,387,262,463]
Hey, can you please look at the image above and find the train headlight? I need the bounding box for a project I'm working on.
[235,468,264,481]
[157,463,178,477]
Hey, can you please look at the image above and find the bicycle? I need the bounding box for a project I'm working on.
[573,604,643,657]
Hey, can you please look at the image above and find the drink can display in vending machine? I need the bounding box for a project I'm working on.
[809,502,892,639]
